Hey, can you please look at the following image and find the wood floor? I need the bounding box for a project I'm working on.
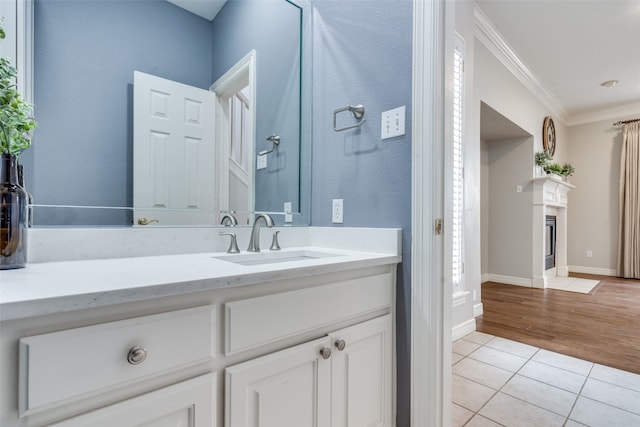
[476,273,640,374]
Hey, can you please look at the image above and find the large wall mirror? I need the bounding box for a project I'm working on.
[18,0,311,227]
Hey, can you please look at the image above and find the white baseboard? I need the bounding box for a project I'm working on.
[481,273,490,283]
[483,274,532,287]
[452,318,476,341]
[473,303,483,317]
[568,265,617,277]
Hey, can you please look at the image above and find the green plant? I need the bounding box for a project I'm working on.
[535,151,552,167]
[0,26,37,156]
[560,162,575,177]
[545,162,564,175]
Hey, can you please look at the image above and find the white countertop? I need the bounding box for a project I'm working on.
[0,228,402,321]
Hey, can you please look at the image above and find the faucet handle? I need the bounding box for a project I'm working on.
[270,231,281,251]
[219,232,240,254]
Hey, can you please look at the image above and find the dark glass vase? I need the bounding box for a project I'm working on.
[1,153,28,269]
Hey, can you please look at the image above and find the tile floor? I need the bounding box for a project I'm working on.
[545,276,600,294]
[452,331,640,426]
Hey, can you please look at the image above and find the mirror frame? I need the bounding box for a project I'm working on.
[12,0,312,227]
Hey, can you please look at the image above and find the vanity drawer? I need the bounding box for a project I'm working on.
[225,272,392,354]
[19,306,215,416]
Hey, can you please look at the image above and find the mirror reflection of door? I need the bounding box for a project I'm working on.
[211,50,257,226]
[226,87,251,225]
[133,71,216,226]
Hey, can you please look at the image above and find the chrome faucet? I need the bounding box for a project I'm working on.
[247,214,275,252]
[220,213,238,226]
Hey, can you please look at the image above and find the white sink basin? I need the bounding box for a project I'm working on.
[214,250,342,266]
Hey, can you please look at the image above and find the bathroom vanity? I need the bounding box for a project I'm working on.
[0,227,401,427]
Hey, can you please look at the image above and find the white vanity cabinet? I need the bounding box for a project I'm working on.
[225,315,392,427]
[18,306,215,416]
[1,238,400,427]
[49,373,217,427]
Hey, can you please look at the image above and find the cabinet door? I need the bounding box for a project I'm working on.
[50,373,216,427]
[329,315,393,427]
[225,337,331,427]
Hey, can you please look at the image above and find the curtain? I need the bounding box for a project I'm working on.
[617,121,640,279]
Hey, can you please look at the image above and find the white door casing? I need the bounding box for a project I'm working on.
[412,1,450,427]
[133,71,216,226]
[210,50,256,224]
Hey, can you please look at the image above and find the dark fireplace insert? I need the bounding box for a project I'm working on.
[545,215,557,270]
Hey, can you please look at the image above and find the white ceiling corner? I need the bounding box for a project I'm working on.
[166,0,227,21]
[474,4,570,124]
[474,1,640,126]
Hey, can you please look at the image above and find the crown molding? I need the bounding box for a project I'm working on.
[473,4,570,124]
[567,102,640,126]
[473,4,640,127]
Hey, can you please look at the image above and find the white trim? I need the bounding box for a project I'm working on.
[473,3,637,126]
[411,1,449,426]
[16,0,34,104]
[473,303,484,318]
[473,4,569,124]
[481,273,491,283]
[452,291,470,308]
[568,265,617,277]
[210,50,257,217]
[0,0,34,104]
[568,102,640,126]
[452,319,476,342]
[484,274,532,287]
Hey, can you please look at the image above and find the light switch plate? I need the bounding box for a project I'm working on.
[381,105,406,140]
[257,154,267,170]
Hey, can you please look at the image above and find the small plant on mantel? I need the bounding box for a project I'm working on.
[535,151,575,179]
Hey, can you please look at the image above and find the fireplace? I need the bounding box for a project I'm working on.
[531,175,574,288]
[545,215,556,270]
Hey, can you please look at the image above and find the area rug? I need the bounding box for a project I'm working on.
[546,276,601,294]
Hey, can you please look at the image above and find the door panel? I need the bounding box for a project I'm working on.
[225,337,331,427]
[329,315,393,427]
[134,71,216,226]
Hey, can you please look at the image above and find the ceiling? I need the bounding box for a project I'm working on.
[476,0,640,125]
[167,0,227,21]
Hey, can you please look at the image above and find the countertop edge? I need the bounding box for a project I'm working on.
[1,252,401,322]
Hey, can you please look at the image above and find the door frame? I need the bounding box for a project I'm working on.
[210,50,257,219]
[411,1,452,426]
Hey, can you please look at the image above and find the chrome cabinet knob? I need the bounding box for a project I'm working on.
[334,339,346,351]
[127,345,147,365]
[319,347,332,360]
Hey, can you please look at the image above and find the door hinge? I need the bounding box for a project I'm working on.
[435,218,442,235]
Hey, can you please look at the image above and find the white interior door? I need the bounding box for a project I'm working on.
[133,71,216,226]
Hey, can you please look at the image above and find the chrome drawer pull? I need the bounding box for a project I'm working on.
[127,345,147,365]
[334,339,346,351]
[319,347,332,360]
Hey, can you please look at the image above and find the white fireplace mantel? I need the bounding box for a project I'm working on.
[531,175,575,288]
[531,175,575,207]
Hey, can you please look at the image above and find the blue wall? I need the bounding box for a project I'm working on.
[311,2,413,425]
[29,0,213,224]
[211,0,302,213]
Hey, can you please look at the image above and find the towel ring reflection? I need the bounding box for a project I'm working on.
[259,134,280,155]
[333,104,366,132]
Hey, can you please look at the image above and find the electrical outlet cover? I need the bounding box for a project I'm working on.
[332,199,343,224]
